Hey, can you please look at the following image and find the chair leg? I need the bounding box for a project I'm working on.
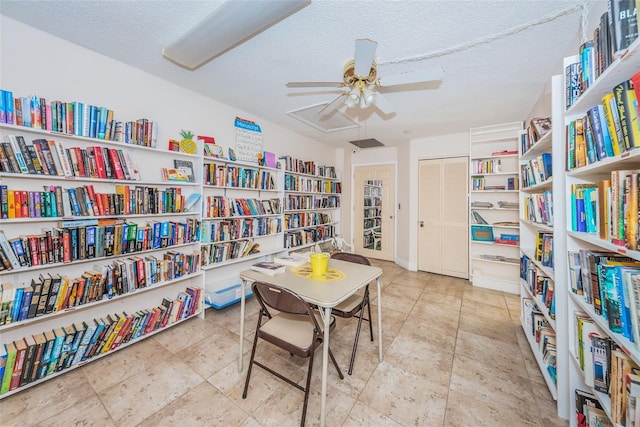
[328,347,344,379]
[366,293,374,342]
[348,304,366,375]
[242,317,262,399]
[300,345,314,427]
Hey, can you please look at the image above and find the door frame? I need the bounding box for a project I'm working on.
[351,162,397,261]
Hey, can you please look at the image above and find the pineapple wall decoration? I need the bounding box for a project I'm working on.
[179,130,197,154]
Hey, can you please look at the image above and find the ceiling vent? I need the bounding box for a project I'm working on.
[348,138,385,149]
[287,103,360,133]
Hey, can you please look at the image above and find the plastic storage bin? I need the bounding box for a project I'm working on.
[205,283,253,310]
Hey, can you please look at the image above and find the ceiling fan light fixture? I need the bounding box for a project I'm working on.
[360,87,376,107]
[346,88,361,107]
[163,0,310,70]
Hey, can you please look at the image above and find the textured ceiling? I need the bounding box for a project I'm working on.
[0,0,587,149]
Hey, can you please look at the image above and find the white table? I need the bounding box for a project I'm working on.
[239,258,383,427]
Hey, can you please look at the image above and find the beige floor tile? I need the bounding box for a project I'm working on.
[444,390,540,426]
[358,361,448,426]
[0,367,94,425]
[180,327,246,379]
[138,381,250,426]
[98,354,203,426]
[82,336,171,393]
[341,401,403,426]
[41,394,115,426]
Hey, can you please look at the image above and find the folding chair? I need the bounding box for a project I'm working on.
[329,252,374,375]
[242,281,344,427]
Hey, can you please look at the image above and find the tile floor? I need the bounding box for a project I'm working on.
[0,260,568,426]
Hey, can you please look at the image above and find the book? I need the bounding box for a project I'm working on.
[250,261,286,275]
[173,159,195,182]
[161,167,190,182]
[0,342,17,394]
[273,255,307,267]
[608,0,639,57]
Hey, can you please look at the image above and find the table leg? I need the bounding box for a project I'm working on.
[376,276,383,362]
[319,306,332,427]
[239,279,247,372]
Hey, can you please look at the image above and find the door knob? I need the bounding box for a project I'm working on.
[419,220,424,227]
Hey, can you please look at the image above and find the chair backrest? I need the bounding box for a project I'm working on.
[252,281,316,318]
[330,252,371,266]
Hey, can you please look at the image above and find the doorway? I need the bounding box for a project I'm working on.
[353,164,395,261]
[418,157,468,278]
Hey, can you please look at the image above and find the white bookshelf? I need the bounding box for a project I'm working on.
[468,122,522,294]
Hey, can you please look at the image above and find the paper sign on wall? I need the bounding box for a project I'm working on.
[235,117,263,163]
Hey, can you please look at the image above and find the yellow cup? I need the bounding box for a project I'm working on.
[310,253,329,276]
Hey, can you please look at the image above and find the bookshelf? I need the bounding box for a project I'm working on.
[0,122,204,398]
[556,37,640,426]
[200,156,283,306]
[280,156,341,251]
[518,121,560,404]
[363,180,382,250]
[468,122,522,294]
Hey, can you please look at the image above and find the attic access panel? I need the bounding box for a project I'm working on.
[287,103,360,133]
[348,138,385,149]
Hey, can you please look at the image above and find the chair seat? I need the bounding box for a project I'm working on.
[260,312,335,357]
[332,291,366,317]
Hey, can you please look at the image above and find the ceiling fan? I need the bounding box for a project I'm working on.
[286,38,444,115]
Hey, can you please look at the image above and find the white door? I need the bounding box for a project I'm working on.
[353,164,395,261]
[418,157,468,278]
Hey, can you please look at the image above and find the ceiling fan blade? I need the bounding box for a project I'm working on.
[286,81,344,88]
[318,93,347,115]
[378,66,444,87]
[354,38,378,77]
[374,92,395,114]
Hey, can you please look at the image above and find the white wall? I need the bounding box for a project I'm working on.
[0,16,337,169]
[402,132,469,270]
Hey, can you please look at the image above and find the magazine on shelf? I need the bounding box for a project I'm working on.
[250,262,286,275]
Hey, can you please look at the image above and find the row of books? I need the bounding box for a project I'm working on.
[203,196,281,219]
[470,158,503,174]
[279,155,337,179]
[0,250,200,326]
[523,191,554,227]
[0,218,200,271]
[520,153,552,188]
[284,194,341,211]
[535,230,554,269]
[284,175,342,194]
[0,134,141,180]
[574,312,639,426]
[203,163,277,190]
[566,76,640,171]
[570,170,639,250]
[520,255,555,318]
[575,389,614,427]
[0,184,190,220]
[200,239,260,266]
[569,4,639,108]
[0,287,200,395]
[0,89,158,147]
[522,298,557,383]
[284,212,332,230]
[200,217,282,244]
[284,226,335,249]
[568,249,640,346]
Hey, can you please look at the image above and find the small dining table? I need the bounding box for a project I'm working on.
[238,257,384,427]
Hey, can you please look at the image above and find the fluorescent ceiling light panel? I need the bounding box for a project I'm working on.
[163,0,310,70]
